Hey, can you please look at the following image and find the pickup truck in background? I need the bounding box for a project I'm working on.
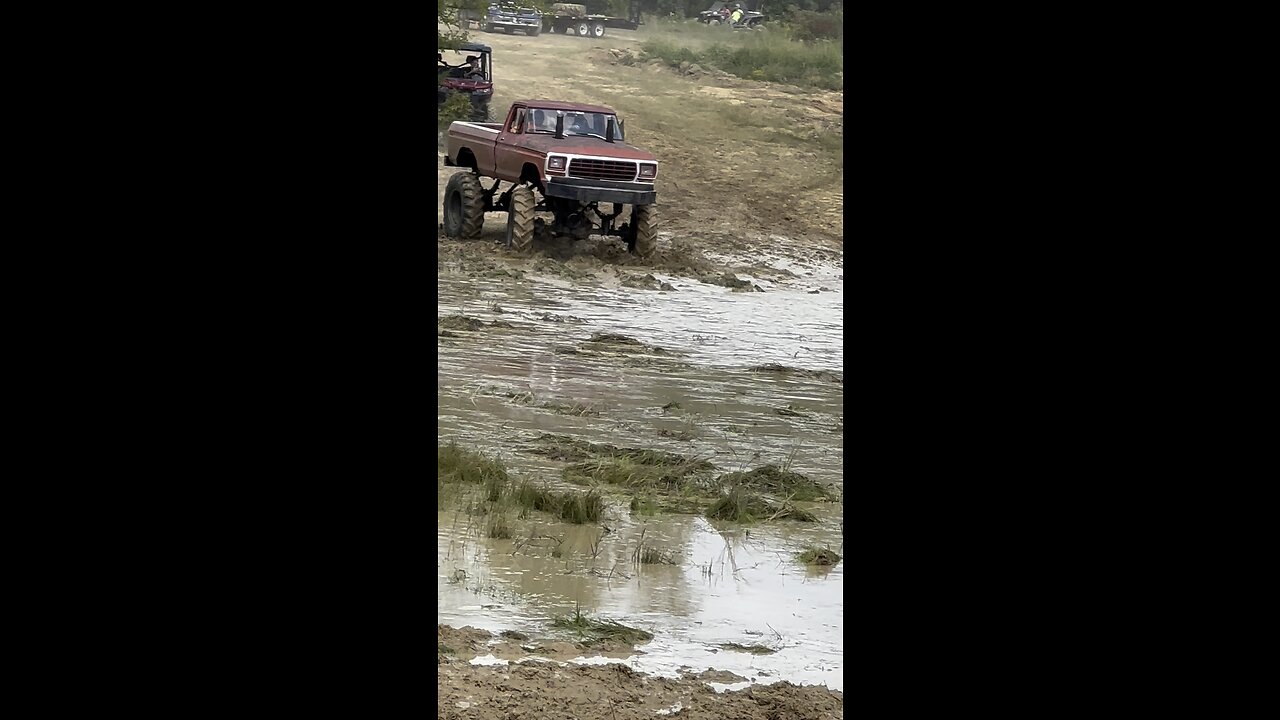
[484,3,543,35]
[442,100,659,257]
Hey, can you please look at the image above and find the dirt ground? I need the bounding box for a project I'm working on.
[438,25,844,269]
[439,625,844,720]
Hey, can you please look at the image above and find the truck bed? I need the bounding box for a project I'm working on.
[445,121,502,176]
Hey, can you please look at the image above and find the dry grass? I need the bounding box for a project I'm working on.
[797,546,841,566]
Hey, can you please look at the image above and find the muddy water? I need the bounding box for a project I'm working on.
[438,251,843,690]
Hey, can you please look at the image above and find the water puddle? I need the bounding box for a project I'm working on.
[438,244,843,691]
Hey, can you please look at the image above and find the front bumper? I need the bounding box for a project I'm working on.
[488,19,539,28]
[545,176,657,205]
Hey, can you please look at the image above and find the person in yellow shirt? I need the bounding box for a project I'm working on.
[730,4,743,24]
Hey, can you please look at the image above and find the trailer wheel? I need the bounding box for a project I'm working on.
[629,204,657,258]
[591,22,605,37]
[526,25,540,36]
[444,172,485,240]
[576,21,590,36]
[505,185,536,253]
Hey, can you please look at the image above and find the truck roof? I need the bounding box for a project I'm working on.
[515,99,617,114]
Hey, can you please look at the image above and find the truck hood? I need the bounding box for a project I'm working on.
[521,135,655,161]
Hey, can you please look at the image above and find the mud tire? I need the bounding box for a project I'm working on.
[444,172,485,239]
[505,185,536,253]
[630,204,657,258]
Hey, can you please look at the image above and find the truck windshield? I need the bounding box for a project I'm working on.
[526,109,624,141]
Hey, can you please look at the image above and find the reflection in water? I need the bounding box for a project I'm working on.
[438,258,843,690]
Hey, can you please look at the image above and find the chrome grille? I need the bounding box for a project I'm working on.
[567,159,637,182]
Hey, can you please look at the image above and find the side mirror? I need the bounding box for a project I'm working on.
[555,112,565,139]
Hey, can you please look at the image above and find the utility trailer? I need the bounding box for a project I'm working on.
[543,2,643,38]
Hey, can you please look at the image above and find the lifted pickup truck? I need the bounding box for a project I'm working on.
[442,100,658,257]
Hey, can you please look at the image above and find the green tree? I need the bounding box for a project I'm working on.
[439,0,489,48]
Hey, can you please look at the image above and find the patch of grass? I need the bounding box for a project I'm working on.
[641,33,843,91]
[486,513,512,539]
[484,472,507,503]
[438,442,509,485]
[438,314,484,331]
[706,487,816,523]
[717,464,834,502]
[558,489,604,524]
[749,364,843,384]
[635,545,677,565]
[511,479,559,513]
[629,494,657,516]
[541,401,600,417]
[797,546,841,566]
[707,486,759,522]
[581,332,672,355]
[717,642,776,655]
[552,607,653,645]
[562,454,716,492]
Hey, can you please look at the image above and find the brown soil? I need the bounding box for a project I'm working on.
[438,656,844,720]
[438,624,842,718]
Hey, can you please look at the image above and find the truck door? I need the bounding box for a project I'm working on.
[495,106,535,183]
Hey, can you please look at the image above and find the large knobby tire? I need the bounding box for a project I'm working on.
[505,185,536,253]
[631,204,657,258]
[444,172,485,239]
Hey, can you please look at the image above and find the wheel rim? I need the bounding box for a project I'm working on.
[578,22,589,35]
[593,24,604,37]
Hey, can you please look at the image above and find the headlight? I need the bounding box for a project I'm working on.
[638,164,656,178]
[548,156,566,170]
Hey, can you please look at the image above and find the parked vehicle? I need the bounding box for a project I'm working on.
[543,2,643,38]
[484,2,543,36]
[438,43,494,122]
[442,99,659,257]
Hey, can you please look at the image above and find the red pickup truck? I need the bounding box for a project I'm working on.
[442,99,659,257]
